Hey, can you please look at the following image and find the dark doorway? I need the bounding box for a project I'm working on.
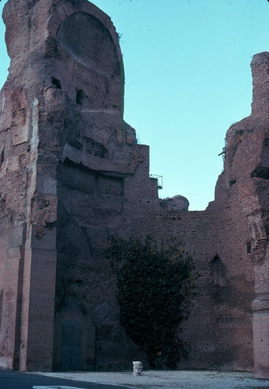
[60,320,82,371]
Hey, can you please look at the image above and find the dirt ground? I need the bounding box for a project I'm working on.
[37,370,269,389]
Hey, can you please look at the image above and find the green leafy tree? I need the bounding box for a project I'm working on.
[106,236,198,368]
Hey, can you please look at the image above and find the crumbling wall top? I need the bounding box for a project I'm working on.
[3,0,124,90]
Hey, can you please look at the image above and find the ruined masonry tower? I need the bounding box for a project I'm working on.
[1,0,269,378]
[0,0,159,371]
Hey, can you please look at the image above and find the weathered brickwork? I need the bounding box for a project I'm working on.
[0,0,269,378]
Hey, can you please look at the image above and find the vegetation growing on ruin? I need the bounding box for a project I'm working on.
[106,236,198,369]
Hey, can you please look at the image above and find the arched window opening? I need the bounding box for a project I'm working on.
[210,255,226,287]
[52,77,62,89]
[76,89,87,106]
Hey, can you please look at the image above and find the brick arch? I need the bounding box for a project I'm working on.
[53,11,123,111]
[57,12,120,78]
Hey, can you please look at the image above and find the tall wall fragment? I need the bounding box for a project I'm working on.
[0,0,159,371]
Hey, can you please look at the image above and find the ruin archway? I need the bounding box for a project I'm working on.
[54,307,96,371]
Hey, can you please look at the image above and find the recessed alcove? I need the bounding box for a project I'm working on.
[52,77,62,89]
[57,13,120,76]
[76,89,87,106]
[209,255,227,287]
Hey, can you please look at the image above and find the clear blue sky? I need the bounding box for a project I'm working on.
[1,0,269,210]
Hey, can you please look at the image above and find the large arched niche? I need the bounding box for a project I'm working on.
[57,12,121,78]
[56,12,123,111]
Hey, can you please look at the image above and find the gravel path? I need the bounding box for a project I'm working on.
[37,370,269,389]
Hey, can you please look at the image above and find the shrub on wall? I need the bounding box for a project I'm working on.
[106,236,198,368]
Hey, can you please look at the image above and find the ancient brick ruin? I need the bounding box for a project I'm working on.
[0,0,269,379]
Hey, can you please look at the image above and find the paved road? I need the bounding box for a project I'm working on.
[0,370,128,389]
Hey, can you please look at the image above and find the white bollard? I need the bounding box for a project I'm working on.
[133,360,143,375]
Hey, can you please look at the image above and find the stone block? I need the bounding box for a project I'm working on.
[36,175,57,195]
[32,226,56,250]
[11,124,29,146]
[9,222,25,248]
